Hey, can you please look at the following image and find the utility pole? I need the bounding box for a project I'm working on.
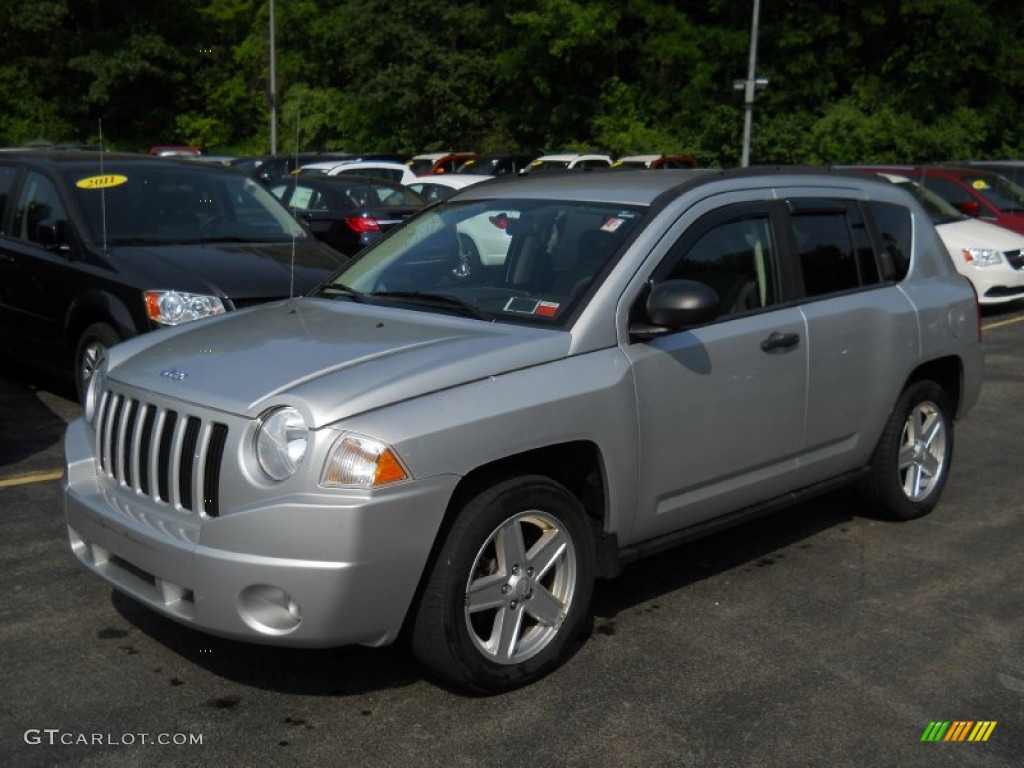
[269,0,278,155]
[733,0,767,167]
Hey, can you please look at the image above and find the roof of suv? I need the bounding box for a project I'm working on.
[0,148,219,171]
[453,165,896,207]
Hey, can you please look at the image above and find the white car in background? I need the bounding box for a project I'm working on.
[404,174,511,270]
[879,173,1024,304]
[405,174,491,203]
[524,153,613,173]
[298,160,418,184]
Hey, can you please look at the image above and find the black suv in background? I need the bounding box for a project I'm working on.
[0,150,348,398]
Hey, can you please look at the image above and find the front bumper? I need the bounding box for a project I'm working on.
[968,264,1024,304]
[63,417,457,648]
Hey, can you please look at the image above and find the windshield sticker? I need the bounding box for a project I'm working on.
[503,297,560,317]
[504,297,540,314]
[600,216,626,233]
[75,174,129,190]
[972,179,990,190]
[535,301,560,317]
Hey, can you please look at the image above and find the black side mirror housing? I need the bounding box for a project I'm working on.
[35,219,72,253]
[631,279,721,341]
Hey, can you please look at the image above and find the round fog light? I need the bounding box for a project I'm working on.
[238,585,302,634]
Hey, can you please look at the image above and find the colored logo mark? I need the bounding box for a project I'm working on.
[921,721,997,742]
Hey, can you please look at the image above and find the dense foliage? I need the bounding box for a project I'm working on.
[2,0,1022,166]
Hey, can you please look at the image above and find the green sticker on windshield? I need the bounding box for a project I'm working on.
[76,174,128,190]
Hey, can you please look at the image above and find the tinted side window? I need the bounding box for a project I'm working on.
[14,171,68,245]
[789,201,878,297]
[658,211,778,317]
[920,177,977,210]
[0,164,17,232]
[867,201,912,280]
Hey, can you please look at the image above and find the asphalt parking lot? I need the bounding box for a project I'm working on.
[1,304,1022,768]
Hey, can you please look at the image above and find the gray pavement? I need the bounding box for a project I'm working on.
[1,305,1022,767]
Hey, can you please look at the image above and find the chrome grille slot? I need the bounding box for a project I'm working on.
[156,411,178,503]
[1006,249,1023,270]
[94,390,228,517]
[179,417,201,511]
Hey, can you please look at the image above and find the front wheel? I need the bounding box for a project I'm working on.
[412,476,595,694]
[862,381,954,521]
[75,322,120,403]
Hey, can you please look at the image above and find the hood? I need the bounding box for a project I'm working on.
[107,240,347,300]
[106,297,570,426]
[936,217,1024,254]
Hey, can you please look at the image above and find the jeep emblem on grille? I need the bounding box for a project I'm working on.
[160,369,188,381]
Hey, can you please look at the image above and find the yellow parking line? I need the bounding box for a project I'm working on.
[983,314,1024,331]
[0,469,64,488]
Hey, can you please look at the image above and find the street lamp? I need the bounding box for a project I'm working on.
[733,0,767,167]
[269,0,277,155]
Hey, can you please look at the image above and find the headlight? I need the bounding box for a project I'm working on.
[145,290,226,325]
[321,433,409,488]
[83,357,107,426]
[255,407,309,481]
[961,248,1003,267]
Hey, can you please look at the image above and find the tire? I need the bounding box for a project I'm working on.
[412,476,595,694]
[75,322,120,403]
[452,234,482,279]
[862,381,954,521]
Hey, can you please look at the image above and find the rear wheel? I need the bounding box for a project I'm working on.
[453,234,481,278]
[862,381,953,520]
[412,476,595,694]
[75,322,119,402]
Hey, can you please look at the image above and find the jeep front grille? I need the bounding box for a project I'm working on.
[95,391,228,517]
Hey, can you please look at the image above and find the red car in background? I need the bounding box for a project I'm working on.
[851,164,1024,236]
[407,151,478,176]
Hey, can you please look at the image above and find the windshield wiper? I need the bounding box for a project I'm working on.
[172,236,261,244]
[369,291,494,320]
[104,236,170,246]
[315,283,366,302]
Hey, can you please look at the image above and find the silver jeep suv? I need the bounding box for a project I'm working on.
[64,168,983,693]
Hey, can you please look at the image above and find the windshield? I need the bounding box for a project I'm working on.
[963,173,1024,213]
[894,180,966,225]
[65,163,309,244]
[314,197,646,327]
[528,160,572,173]
[407,158,438,175]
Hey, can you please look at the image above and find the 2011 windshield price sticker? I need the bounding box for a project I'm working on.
[75,174,128,190]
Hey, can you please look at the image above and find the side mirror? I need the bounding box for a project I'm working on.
[955,200,982,216]
[35,219,72,253]
[631,279,720,341]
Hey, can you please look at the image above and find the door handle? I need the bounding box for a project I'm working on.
[760,331,800,352]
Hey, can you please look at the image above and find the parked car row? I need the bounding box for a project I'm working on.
[224,150,701,186]
[846,164,1024,304]
[4,146,1023,402]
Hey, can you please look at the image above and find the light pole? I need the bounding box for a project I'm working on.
[733,0,767,167]
[269,0,277,155]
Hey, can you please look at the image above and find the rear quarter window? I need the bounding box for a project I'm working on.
[867,201,912,281]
